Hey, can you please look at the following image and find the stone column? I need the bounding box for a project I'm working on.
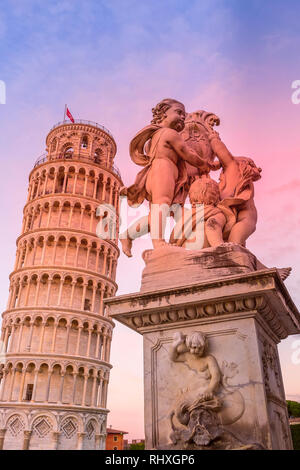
[108,255,113,278]
[85,245,91,270]
[62,170,68,193]
[46,205,52,228]
[95,433,101,450]
[52,171,58,193]
[51,322,58,352]
[68,204,74,228]
[57,204,63,226]
[83,174,88,196]
[31,369,39,402]
[72,372,78,404]
[38,322,46,352]
[18,368,26,402]
[72,172,78,194]
[95,331,101,359]
[22,431,32,450]
[36,177,41,197]
[89,210,94,232]
[3,330,10,354]
[96,376,102,407]
[101,334,107,361]
[33,278,41,305]
[109,184,113,205]
[0,370,7,401]
[40,239,47,263]
[102,379,108,408]
[75,326,83,356]
[102,250,108,275]
[9,368,17,401]
[26,321,34,351]
[58,372,65,403]
[91,375,97,407]
[17,322,24,352]
[77,432,86,450]
[99,287,105,316]
[51,238,58,264]
[93,177,99,199]
[31,241,38,265]
[101,179,107,201]
[95,248,100,273]
[46,277,52,305]
[45,370,52,402]
[63,239,69,265]
[91,285,97,312]
[86,328,92,357]
[16,283,24,308]
[57,278,64,306]
[38,207,43,227]
[69,280,76,308]
[65,325,71,354]
[75,242,80,266]
[79,208,85,230]
[8,325,16,353]
[81,283,88,310]
[81,374,88,406]
[52,431,61,450]
[0,429,7,450]
[43,173,49,195]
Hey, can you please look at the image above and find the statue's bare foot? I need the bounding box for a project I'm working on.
[277,267,292,281]
[120,237,133,258]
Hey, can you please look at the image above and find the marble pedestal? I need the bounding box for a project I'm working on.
[105,268,300,450]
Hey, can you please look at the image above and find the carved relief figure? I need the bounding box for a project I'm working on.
[168,331,257,450]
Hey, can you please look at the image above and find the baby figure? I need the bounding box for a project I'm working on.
[170,175,228,249]
[189,176,226,248]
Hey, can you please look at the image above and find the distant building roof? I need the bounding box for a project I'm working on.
[289,417,300,424]
[106,427,128,434]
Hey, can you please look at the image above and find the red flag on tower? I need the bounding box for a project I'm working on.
[66,106,75,123]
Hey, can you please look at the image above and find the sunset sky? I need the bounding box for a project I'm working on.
[0,0,300,440]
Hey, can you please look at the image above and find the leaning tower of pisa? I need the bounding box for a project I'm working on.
[0,119,122,450]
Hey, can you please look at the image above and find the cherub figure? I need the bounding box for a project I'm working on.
[170,175,229,249]
[120,99,217,256]
[207,130,262,246]
[170,331,221,402]
[169,331,223,446]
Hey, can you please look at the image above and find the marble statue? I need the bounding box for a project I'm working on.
[120,99,219,256]
[120,100,291,286]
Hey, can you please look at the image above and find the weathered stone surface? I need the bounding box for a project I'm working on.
[141,243,259,292]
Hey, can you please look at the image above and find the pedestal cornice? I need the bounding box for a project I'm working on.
[105,269,300,341]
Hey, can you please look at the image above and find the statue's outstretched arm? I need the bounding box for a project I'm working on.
[208,131,235,169]
[170,332,187,362]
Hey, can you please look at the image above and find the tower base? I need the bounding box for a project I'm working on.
[105,267,300,450]
[0,404,107,450]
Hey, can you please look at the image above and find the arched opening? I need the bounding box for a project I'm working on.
[50,138,57,153]
[81,135,88,149]
[94,148,104,165]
